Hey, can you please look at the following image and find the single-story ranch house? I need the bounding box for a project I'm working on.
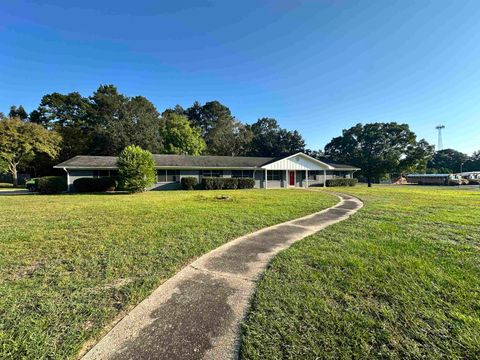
[54,152,359,191]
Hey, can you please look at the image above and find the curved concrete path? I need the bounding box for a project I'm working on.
[82,192,363,360]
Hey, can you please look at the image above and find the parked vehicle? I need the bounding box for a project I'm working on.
[406,173,468,186]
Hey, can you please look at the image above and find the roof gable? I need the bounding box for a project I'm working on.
[261,152,334,170]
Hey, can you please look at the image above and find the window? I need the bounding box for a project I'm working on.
[308,170,321,180]
[267,171,282,181]
[200,170,223,178]
[231,170,254,178]
[93,170,110,177]
[157,170,180,182]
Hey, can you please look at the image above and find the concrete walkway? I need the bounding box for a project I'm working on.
[82,192,363,360]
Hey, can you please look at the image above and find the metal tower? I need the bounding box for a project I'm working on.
[435,124,445,151]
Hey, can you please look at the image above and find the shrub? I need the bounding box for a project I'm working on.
[237,178,255,189]
[117,145,156,193]
[202,177,255,190]
[25,178,39,192]
[202,177,222,190]
[73,177,117,193]
[181,177,197,190]
[223,178,238,189]
[325,178,358,187]
[37,176,67,194]
[0,182,13,188]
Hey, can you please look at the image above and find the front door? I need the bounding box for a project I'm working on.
[289,171,295,186]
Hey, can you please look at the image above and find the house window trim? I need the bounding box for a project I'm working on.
[200,170,224,178]
[157,169,180,183]
[231,170,254,178]
[267,170,282,181]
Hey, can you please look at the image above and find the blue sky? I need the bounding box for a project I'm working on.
[1,0,479,154]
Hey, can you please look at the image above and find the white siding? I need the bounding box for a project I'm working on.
[262,154,331,171]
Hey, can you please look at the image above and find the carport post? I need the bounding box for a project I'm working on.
[323,169,326,187]
[63,168,71,192]
[306,170,309,188]
[265,169,268,189]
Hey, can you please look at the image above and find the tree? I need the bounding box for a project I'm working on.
[30,85,165,159]
[9,105,28,120]
[324,122,424,187]
[29,91,94,161]
[248,118,306,157]
[108,96,163,155]
[464,150,480,172]
[0,117,61,186]
[30,92,91,128]
[184,100,252,155]
[117,145,156,193]
[185,101,230,137]
[160,113,205,155]
[427,149,469,173]
[206,117,252,156]
[304,149,325,159]
[399,139,435,174]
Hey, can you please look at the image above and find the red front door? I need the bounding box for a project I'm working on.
[289,171,295,186]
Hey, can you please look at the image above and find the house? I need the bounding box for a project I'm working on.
[54,152,359,191]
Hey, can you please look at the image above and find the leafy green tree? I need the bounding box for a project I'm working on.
[464,150,480,172]
[9,105,28,120]
[184,100,252,155]
[304,149,325,159]
[108,96,163,155]
[30,92,91,128]
[117,145,156,192]
[427,149,469,173]
[325,122,423,187]
[160,113,205,155]
[399,139,435,174]
[185,101,228,137]
[29,91,94,161]
[162,105,186,119]
[30,85,164,159]
[0,117,61,186]
[248,118,305,157]
[206,117,252,156]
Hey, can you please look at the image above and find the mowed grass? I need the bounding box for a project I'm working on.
[241,186,480,359]
[0,189,336,359]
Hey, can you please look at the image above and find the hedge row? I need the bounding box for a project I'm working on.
[325,178,358,187]
[73,177,117,193]
[181,177,198,190]
[179,177,256,190]
[37,176,68,194]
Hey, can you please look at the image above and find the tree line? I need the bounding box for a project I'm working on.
[1,84,479,187]
[2,84,305,176]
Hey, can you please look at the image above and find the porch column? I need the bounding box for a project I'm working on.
[63,168,71,192]
[285,170,288,188]
[265,169,268,189]
[306,170,309,188]
[323,169,326,187]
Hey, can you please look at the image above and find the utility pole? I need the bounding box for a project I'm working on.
[435,125,445,151]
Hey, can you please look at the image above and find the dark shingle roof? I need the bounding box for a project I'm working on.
[54,154,359,170]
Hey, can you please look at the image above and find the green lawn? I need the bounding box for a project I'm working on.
[241,186,480,359]
[0,189,336,359]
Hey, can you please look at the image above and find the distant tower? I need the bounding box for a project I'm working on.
[435,124,445,151]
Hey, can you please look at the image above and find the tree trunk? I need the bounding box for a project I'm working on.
[11,164,18,188]
[367,177,372,187]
